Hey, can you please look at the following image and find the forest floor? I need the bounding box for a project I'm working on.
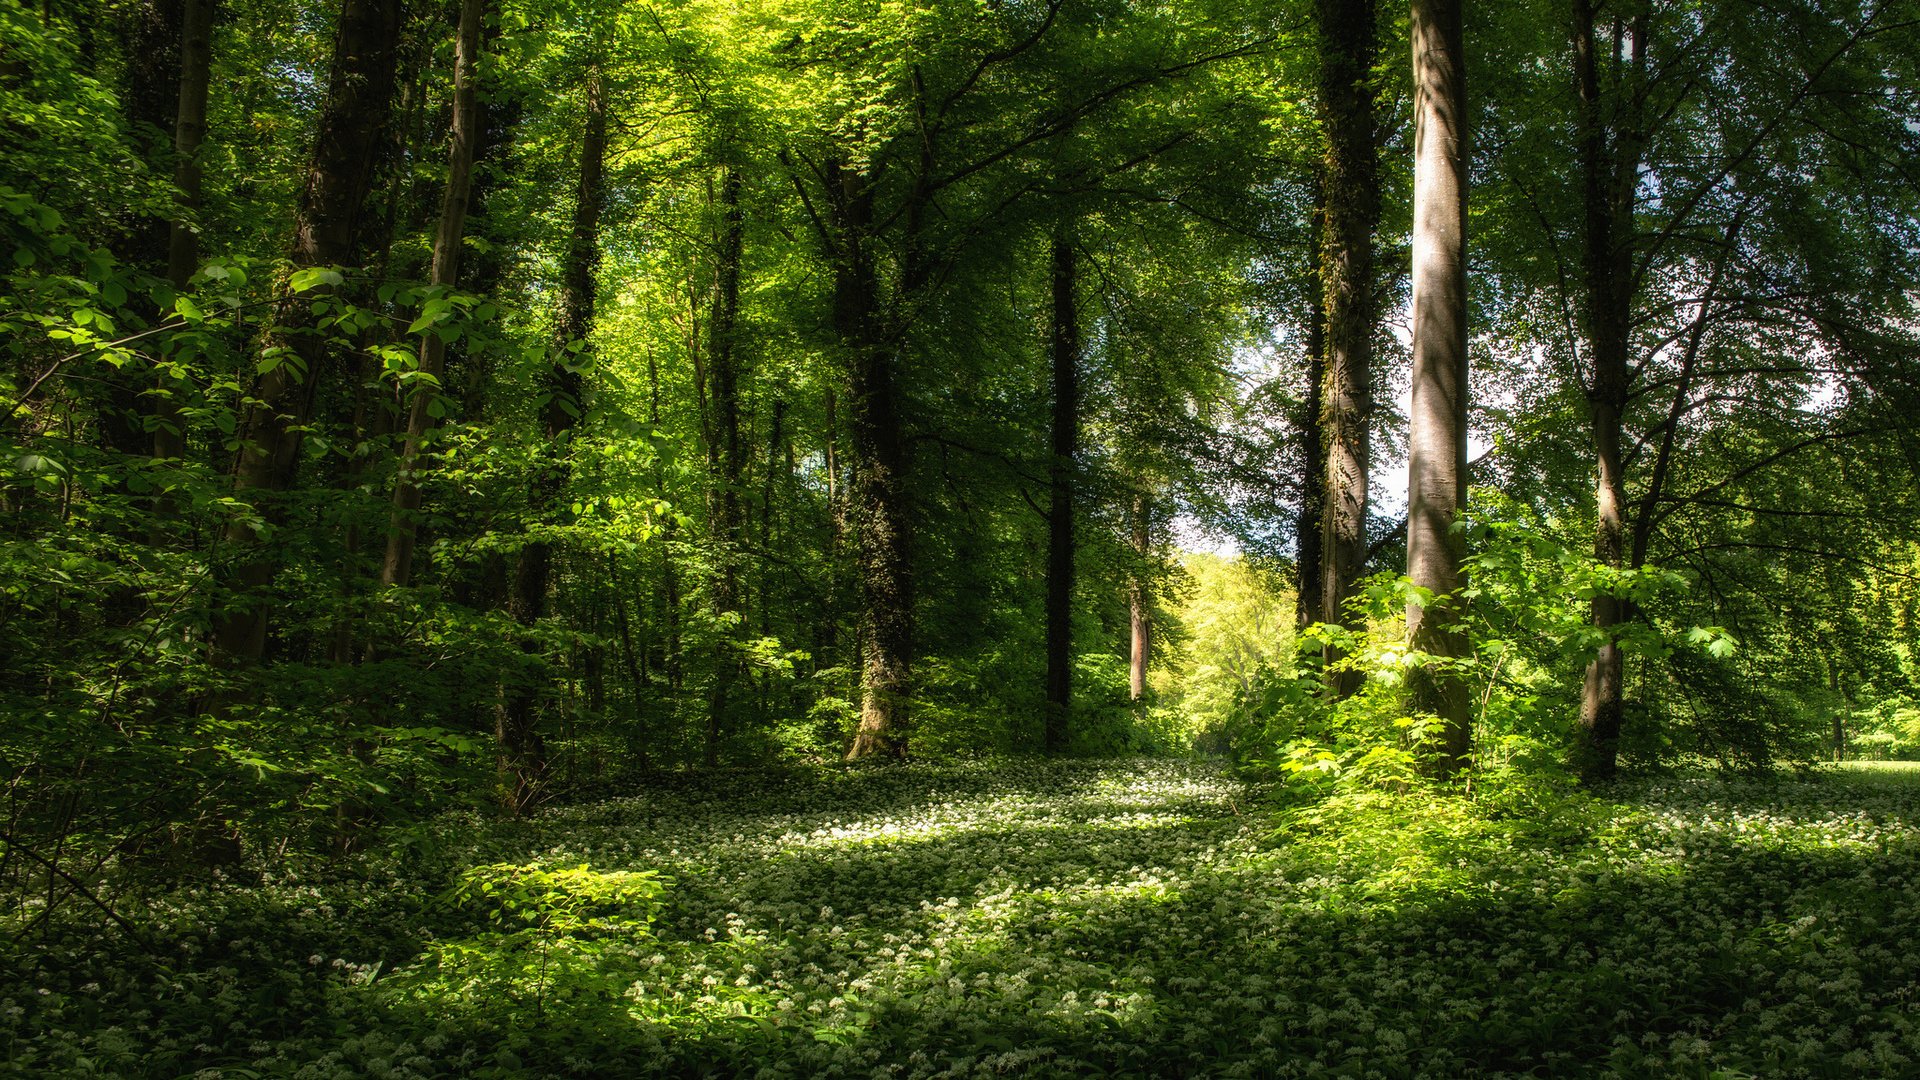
[6,759,1920,1078]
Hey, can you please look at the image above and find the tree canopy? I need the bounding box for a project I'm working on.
[3,0,1918,875]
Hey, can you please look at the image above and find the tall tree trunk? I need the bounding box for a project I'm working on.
[1295,179,1328,631]
[118,0,184,273]
[101,0,186,460]
[833,163,913,760]
[1572,0,1646,784]
[1407,0,1471,775]
[1128,493,1152,701]
[381,0,486,588]
[327,40,432,667]
[611,554,651,771]
[646,347,684,696]
[496,69,605,811]
[1829,661,1848,762]
[1043,228,1080,754]
[759,396,786,718]
[211,0,402,665]
[704,165,746,767]
[1316,0,1380,698]
[150,0,214,526]
[818,385,846,673]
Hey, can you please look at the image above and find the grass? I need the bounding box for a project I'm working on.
[5,759,1920,1077]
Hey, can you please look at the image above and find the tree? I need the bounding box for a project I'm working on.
[1315,0,1381,700]
[212,0,403,664]
[151,0,215,523]
[381,0,487,589]
[702,161,747,766]
[1043,225,1080,752]
[497,65,607,811]
[1406,0,1471,773]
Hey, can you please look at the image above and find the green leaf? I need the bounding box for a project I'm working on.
[290,267,345,293]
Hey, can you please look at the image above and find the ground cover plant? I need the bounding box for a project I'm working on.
[7,759,1920,1078]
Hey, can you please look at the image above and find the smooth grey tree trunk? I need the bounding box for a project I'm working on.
[1128,494,1152,701]
[1406,0,1472,775]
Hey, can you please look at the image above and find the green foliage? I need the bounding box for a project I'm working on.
[8,761,1920,1076]
[392,861,673,1025]
[1218,502,1764,787]
[1155,552,1297,750]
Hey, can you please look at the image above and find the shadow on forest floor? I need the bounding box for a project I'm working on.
[7,761,1920,1078]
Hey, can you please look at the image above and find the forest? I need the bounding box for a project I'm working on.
[4,0,1920,1074]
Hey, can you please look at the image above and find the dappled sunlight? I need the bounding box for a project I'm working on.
[317,766,1920,1073]
[11,761,1920,1076]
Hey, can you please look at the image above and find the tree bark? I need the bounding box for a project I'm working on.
[118,0,185,274]
[611,555,651,771]
[645,346,684,696]
[1316,0,1380,699]
[1407,0,1471,775]
[1829,661,1848,762]
[1572,0,1646,784]
[1044,228,1080,754]
[1295,179,1327,632]
[211,0,402,664]
[496,69,605,811]
[102,0,185,461]
[704,164,746,767]
[1128,493,1152,701]
[832,163,914,760]
[381,0,486,588]
[818,385,846,669]
[150,0,214,525]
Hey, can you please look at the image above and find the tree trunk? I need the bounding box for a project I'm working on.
[150,0,214,525]
[645,347,684,696]
[833,163,913,760]
[1572,0,1646,784]
[1316,0,1380,699]
[611,555,651,771]
[118,0,185,274]
[1128,493,1152,701]
[211,0,402,664]
[704,164,746,767]
[496,69,605,811]
[1829,660,1848,762]
[381,0,486,588]
[1295,179,1328,632]
[759,396,787,719]
[1043,228,1080,754]
[1406,0,1472,775]
[818,385,846,673]
[102,0,186,460]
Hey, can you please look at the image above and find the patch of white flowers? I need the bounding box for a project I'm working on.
[6,761,1920,1077]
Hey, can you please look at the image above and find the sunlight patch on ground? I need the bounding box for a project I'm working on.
[12,761,1920,1077]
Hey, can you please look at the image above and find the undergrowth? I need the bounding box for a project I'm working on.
[4,760,1919,1078]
